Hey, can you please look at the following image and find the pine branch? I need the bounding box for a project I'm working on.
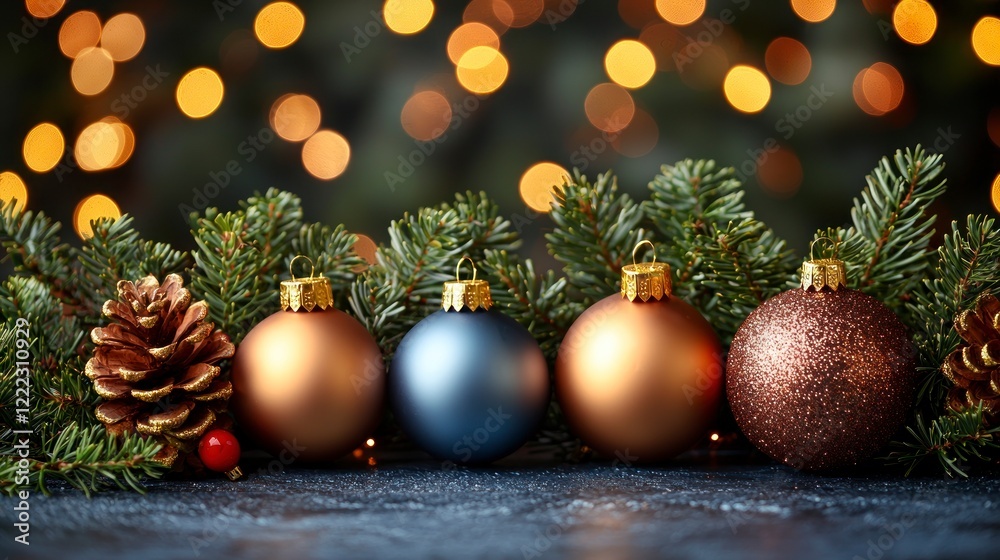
[0,203,78,308]
[1,424,166,496]
[349,191,518,359]
[816,146,947,311]
[546,170,646,305]
[887,404,1000,478]
[293,223,364,308]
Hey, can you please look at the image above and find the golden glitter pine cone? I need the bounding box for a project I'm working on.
[943,293,1000,420]
[85,274,235,467]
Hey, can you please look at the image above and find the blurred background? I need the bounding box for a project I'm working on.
[1,0,999,271]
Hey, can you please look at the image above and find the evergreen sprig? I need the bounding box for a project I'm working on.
[888,404,1000,478]
[547,170,646,305]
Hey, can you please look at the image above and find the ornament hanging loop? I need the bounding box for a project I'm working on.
[455,256,478,283]
[289,255,316,281]
[801,236,847,292]
[632,239,656,267]
[809,236,840,261]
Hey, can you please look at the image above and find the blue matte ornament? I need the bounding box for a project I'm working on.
[390,257,550,464]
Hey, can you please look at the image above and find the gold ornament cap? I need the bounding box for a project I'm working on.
[621,240,672,302]
[801,237,848,292]
[280,255,334,312]
[442,256,492,312]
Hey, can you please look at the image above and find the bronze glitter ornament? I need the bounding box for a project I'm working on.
[231,256,385,462]
[556,241,723,463]
[726,238,918,470]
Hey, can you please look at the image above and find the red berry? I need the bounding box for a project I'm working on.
[198,429,241,473]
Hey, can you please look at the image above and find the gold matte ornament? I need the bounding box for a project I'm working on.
[621,240,671,302]
[442,256,492,312]
[280,255,334,312]
[800,237,847,292]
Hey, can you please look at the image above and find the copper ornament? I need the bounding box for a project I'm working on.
[556,241,723,462]
[726,240,917,470]
[231,257,385,462]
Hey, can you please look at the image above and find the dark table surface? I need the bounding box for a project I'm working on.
[2,457,998,560]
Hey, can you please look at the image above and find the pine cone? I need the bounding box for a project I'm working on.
[85,274,235,467]
[943,293,1000,420]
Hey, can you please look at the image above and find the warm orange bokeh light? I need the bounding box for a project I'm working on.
[519,162,570,212]
[74,194,122,240]
[723,65,771,114]
[302,130,351,180]
[100,117,135,169]
[757,147,803,198]
[463,0,513,35]
[992,173,1000,214]
[765,37,812,86]
[456,46,509,94]
[353,234,378,266]
[401,91,452,141]
[859,62,903,114]
[0,171,28,214]
[604,39,656,89]
[101,13,145,62]
[254,2,305,48]
[655,0,705,26]
[892,0,936,45]
[791,0,836,23]
[972,17,1000,66]
[71,47,114,96]
[447,22,501,65]
[584,82,635,133]
[176,68,225,118]
[611,109,659,158]
[270,94,322,142]
[75,121,122,171]
[23,123,65,173]
[384,0,435,35]
[59,11,102,59]
[26,0,65,19]
[506,0,544,28]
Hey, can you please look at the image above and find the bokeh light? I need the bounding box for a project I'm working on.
[74,194,122,240]
[856,62,903,115]
[101,13,145,62]
[23,123,65,173]
[519,162,570,212]
[620,0,661,29]
[100,117,135,169]
[446,22,500,65]
[584,82,635,133]
[70,47,114,96]
[604,39,656,89]
[75,121,122,171]
[611,109,659,158]
[756,147,803,198]
[353,234,378,266]
[302,130,351,180]
[270,94,322,142]
[639,23,681,72]
[176,68,225,119]
[401,91,453,141]
[765,37,812,85]
[972,17,1000,66]
[59,11,102,59]
[655,0,705,26]
[791,0,836,23]
[26,0,65,19]
[254,2,305,48]
[988,107,1000,149]
[992,173,1000,214]
[892,0,936,45]
[506,0,544,28]
[384,0,435,35]
[456,46,509,94]
[0,172,28,214]
[723,65,771,114]
[463,0,513,35]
